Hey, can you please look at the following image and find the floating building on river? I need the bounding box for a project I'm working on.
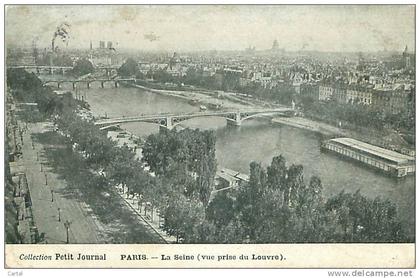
[322,137,415,178]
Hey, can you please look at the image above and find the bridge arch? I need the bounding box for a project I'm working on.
[118,118,170,129]
[98,118,171,132]
[240,111,291,122]
[170,114,238,129]
[43,78,136,89]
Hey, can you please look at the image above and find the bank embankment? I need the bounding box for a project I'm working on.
[272,117,344,137]
[272,116,414,157]
[127,83,260,110]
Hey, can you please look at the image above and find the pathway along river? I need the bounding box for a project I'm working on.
[68,84,414,240]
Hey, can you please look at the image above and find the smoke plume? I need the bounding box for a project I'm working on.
[52,22,71,51]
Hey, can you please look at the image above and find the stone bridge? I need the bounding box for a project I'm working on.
[94,108,295,130]
[7,64,121,76]
[7,65,74,75]
[43,78,136,89]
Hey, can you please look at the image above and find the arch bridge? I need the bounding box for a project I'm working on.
[43,78,136,89]
[7,65,73,75]
[96,66,120,78]
[8,64,121,76]
[94,108,295,131]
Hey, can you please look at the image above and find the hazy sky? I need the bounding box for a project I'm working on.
[5,5,415,52]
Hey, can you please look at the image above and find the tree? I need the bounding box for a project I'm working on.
[161,192,206,243]
[325,190,407,242]
[267,155,287,189]
[106,146,137,192]
[223,155,407,243]
[135,71,145,80]
[141,131,179,176]
[253,190,294,242]
[285,164,305,208]
[152,69,175,83]
[7,68,80,118]
[215,217,246,243]
[142,128,217,206]
[72,58,94,76]
[235,161,267,241]
[118,58,139,77]
[206,191,235,228]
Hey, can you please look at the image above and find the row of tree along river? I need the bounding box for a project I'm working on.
[63,83,414,239]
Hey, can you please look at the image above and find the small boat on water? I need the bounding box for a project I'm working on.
[199,105,207,111]
[209,103,222,110]
[189,99,199,105]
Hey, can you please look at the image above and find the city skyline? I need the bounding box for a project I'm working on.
[6,5,415,53]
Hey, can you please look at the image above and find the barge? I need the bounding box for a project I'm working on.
[321,137,415,178]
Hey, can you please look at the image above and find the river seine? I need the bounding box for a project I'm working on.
[65,83,414,240]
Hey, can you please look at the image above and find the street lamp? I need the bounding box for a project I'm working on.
[63,220,71,244]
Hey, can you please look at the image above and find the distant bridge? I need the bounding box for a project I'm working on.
[7,64,121,76]
[94,108,295,130]
[7,65,73,75]
[42,78,136,89]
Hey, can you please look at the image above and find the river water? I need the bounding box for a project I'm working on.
[61,83,414,240]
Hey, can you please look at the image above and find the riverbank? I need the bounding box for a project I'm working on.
[272,117,345,137]
[127,82,262,110]
[272,116,415,157]
[129,82,411,154]
[128,81,415,156]
[133,80,280,108]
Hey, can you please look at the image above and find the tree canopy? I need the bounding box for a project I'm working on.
[118,58,139,77]
[72,58,94,76]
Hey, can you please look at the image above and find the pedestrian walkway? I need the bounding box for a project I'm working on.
[20,121,104,243]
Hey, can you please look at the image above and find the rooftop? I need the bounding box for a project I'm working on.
[330,137,414,165]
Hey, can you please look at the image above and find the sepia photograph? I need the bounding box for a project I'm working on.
[3,3,416,269]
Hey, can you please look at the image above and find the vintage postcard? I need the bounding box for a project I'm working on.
[4,4,416,269]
